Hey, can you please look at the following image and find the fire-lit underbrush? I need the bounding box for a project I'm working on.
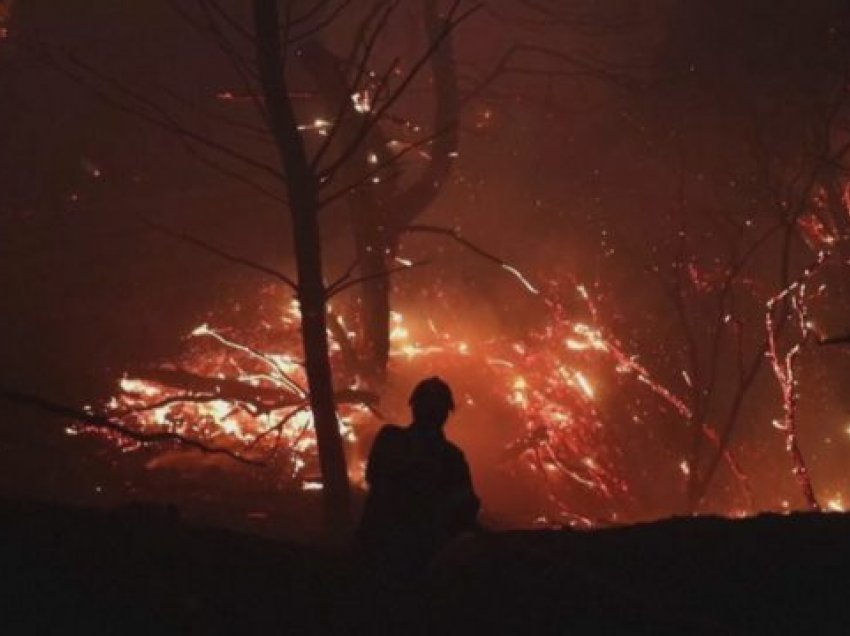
[72,226,850,527]
[70,277,718,525]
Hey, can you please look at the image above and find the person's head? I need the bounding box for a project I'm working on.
[409,376,455,429]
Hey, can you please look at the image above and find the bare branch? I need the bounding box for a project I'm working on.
[317,126,451,208]
[0,388,266,466]
[173,134,287,203]
[30,40,285,181]
[287,0,355,43]
[328,256,362,292]
[142,218,299,291]
[326,311,361,375]
[401,224,540,294]
[318,1,483,181]
[819,334,850,346]
[201,0,255,43]
[195,0,270,127]
[328,260,429,297]
[306,1,399,171]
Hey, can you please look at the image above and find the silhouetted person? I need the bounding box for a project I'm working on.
[358,377,480,577]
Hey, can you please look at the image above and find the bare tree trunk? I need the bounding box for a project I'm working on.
[254,0,350,533]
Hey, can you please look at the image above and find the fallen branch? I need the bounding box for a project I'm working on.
[0,387,266,466]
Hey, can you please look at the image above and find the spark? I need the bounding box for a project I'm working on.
[82,159,102,179]
[351,90,372,113]
[297,118,332,135]
[574,371,595,400]
[501,264,540,295]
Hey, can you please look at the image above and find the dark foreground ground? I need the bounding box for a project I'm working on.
[2,499,848,635]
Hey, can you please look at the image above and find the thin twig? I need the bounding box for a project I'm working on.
[401,224,540,293]
[142,218,298,290]
[328,260,429,297]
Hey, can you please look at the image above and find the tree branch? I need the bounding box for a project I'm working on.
[317,0,482,182]
[401,224,540,294]
[142,218,299,291]
[328,259,429,297]
[0,388,266,466]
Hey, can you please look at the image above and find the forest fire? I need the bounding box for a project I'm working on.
[69,272,773,527]
[62,284,581,513]
[8,1,850,632]
[1,0,849,531]
[58,194,850,529]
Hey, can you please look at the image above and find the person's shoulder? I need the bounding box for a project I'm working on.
[376,423,406,437]
[443,439,468,462]
[373,424,407,446]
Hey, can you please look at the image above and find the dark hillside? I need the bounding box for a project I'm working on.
[3,500,848,634]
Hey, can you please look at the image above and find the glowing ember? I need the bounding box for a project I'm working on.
[350,90,372,114]
[297,118,332,135]
[765,251,829,511]
[501,264,540,295]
